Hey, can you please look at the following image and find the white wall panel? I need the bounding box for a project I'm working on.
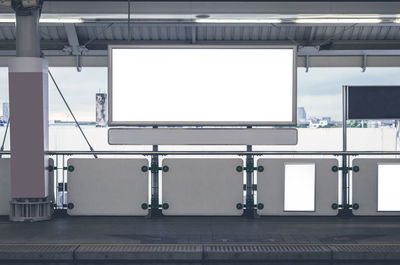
[162,158,244,216]
[67,158,149,216]
[0,159,10,215]
[257,159,338,216]
[352,158,400,216]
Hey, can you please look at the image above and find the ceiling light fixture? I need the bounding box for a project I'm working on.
[295,18,382,24]
[195,18,282,24]
[0,18,84,23]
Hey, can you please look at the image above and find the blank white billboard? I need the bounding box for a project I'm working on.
[109,46,296,126]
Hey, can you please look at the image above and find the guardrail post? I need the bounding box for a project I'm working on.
[339,85,353,217]
[149,126,163,217]
[243,127,257,217]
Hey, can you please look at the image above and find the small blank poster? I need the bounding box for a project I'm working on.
[284,164,316,211]
[378,164,400,211]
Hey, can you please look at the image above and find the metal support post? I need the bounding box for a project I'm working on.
[339,85,353,217]
[149,126,162,217]
[243,125,257,217]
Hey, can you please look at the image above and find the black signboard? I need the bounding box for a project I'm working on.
[347,86,400,120]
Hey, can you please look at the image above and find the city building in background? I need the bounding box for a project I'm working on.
[297,107,306,122]
[2,102,9,122]
[95,93,107,127]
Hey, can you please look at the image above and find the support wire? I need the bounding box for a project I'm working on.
[48,70,97,159]
[0,118,9,158]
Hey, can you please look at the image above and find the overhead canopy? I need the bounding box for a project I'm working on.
[0,1,400,67]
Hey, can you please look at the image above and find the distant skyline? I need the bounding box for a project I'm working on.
[1,67,400,122]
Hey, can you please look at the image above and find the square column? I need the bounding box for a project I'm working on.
[8,57,49,199]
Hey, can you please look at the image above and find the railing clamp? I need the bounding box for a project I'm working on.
[332,165,359,173]
[331,203,359,210]
[141,202,169,210]
[236,202,264,210]
[236,163,264,173]
[243,184,257,191]
[141,163,169,173]
[47,165,71,172]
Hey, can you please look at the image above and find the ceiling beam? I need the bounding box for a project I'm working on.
[0,54,395,68]
[1,1,400,15]
[64,23,81,55]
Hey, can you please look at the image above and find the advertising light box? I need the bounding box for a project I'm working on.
[108,46,296,126]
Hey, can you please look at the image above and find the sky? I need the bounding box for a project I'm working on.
[0,67,400,122]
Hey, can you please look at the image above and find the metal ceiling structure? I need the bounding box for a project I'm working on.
[0,1,400,68]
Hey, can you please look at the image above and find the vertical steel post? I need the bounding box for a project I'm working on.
[340,85,352,216]
[244,126,255,217]
[150,126,162,217]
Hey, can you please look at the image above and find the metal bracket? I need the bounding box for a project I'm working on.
[236,164,264,173]
[47,165,71,172]
[141,164,169,173]
[362,54,367,72]
[332,165,359,173]
[305,55,310,73]
[331,203,359,210]
[141,202,169,210]
[243,184,257,191]
[236,202,264,210]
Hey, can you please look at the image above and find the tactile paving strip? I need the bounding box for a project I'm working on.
[75,245,203,261]
[331,245,400,260]
[204,245,331,260]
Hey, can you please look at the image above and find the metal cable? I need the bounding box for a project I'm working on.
[48,69,98,159]
[0,118,9,158]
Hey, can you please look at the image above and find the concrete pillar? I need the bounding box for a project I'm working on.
[8,3,51,221]
[9,58,49,199]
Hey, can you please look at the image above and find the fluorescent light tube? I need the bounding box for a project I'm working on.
[296,18,382,24]
[195,18,282,23]
[40,18,84,23]
[0,18,83,23]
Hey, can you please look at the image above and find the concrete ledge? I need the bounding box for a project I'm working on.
[0,245,78,261]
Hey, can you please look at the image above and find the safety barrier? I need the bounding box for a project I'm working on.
[2,151,400,217]
[352,158,400,215]
[257,158,338,216]
[66,158,148,216]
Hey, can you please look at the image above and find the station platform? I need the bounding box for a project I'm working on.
[1,215,400,264]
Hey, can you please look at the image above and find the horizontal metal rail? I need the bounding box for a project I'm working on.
[38,150,400,156]
[1,150,400,156]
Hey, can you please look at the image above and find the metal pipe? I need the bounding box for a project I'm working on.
[342,85,349,213]
[42,150,400,156]
[2,150,400,156]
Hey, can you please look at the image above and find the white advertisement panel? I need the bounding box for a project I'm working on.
[109,46,296,126]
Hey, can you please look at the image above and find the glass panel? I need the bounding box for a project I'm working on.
[284,164,315,211]
[378,164,400,211]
